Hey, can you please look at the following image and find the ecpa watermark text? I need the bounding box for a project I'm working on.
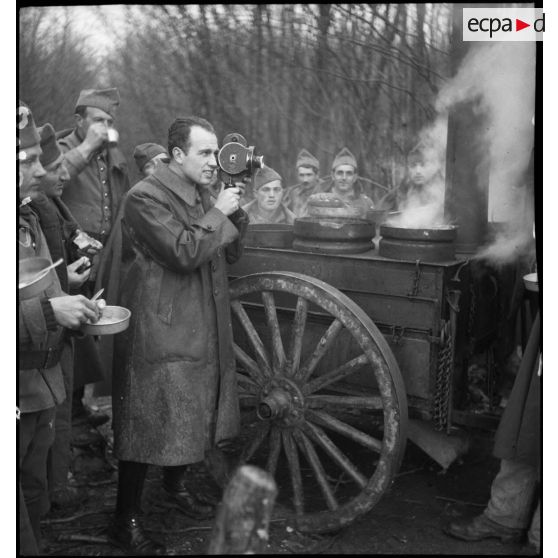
[463,8,544,41]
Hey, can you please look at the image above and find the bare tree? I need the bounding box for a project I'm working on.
[20,4,452,188]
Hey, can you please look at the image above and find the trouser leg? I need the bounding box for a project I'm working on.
[19,408,56,551]
[527,500,540,551]
[19,481,39,555]
[485,458,539,529]
[109,461,166,554]
[48,344,74,492]
[47,396,72,491]
[115,460,148,518]
[72,385,85,417]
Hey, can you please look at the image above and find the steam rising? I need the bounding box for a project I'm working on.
[387,117,448,229]
[390,42,536,265]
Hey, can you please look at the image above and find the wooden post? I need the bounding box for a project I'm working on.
[207,465,277,555]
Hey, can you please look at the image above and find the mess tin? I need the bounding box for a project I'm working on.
[81,305,131,335]
[523,272,538,293]
[19,257,55,300]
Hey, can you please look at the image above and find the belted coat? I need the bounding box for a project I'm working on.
[18,206,66,413]
[112,164,248,466]
[58,128,131,391]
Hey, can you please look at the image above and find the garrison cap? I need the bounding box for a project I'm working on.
[332,147,357,171]
[296,149,320,171]
[407,139,428,162]
[133,143,169,171]
[38,123,63,167]
[18,100,41,153]
[75,87,120,118]
[253,165,282,190]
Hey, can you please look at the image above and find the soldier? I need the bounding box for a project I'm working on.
[283,149,324,217]
[321,147,375,218]
[242,166,296,225]
[18,102,102,553]
[133,143,170,177]
[384,140,445,212]
[33,123,92,510]
[58,87,130,423]
[322,147,387,209]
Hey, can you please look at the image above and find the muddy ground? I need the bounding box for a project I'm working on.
[40,395,534,556]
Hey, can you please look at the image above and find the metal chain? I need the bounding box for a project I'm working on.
[433,322,453,430]
[407,260,422,298]
[466,283,477,357]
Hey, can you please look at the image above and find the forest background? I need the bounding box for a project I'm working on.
[19,4,452,188]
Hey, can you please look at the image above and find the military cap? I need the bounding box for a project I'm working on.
[75,87,120,118]
[133,143,169,172]
[38,123,63,167]
[407,139,428,162]
[332,147,357,171]
[17,100,41,152]
[296,149,320,171]
[253,165,282,190]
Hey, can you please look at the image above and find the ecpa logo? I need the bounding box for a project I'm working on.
[463,8,544,41]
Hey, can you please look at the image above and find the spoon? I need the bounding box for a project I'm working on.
[90,287,105,302]
[18,258,64,288]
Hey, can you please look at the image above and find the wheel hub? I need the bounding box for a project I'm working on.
[257,377,305,426]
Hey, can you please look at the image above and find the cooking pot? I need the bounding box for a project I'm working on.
[292,238,373,255]
[379,225,458,262]
[244,224,294,249]
[294,217,375,241]
[380,225,457,242]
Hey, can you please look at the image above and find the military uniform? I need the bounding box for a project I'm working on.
[18,102,67,553]
[19,205,66,550]
[242,198,296,224]
[58,88,130,396]
[284,179,325,217]
[283,148,324,217]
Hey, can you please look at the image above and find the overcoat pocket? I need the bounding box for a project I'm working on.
[156,266,177,325]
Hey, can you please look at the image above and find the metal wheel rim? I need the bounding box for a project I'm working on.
[229,271,408,533]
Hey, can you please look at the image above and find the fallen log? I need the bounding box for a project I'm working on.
[56,534,108,544]
[207,465,277,555]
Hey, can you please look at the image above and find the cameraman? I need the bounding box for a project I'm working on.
[108,116,248,555]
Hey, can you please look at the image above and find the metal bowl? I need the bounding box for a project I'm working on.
[81,305,131,336]
[523,272,538,293]
[19,257,55,300]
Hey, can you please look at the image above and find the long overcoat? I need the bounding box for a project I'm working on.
[18,206,66,412]
[58,128,130,391]
[112,164,248,466]
[493,311,540,469]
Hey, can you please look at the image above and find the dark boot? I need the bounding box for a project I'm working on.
[163,465,215,520]
[108,460,166,555]
[72,403,110,428]
[107,514,166,556]
[444,513,525,543]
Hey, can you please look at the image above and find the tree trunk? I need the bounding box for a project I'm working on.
[207,465,277,555]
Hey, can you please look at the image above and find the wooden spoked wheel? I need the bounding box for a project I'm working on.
[229,271,408,533]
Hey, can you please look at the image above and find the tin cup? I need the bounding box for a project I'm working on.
[107,127,119,146]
